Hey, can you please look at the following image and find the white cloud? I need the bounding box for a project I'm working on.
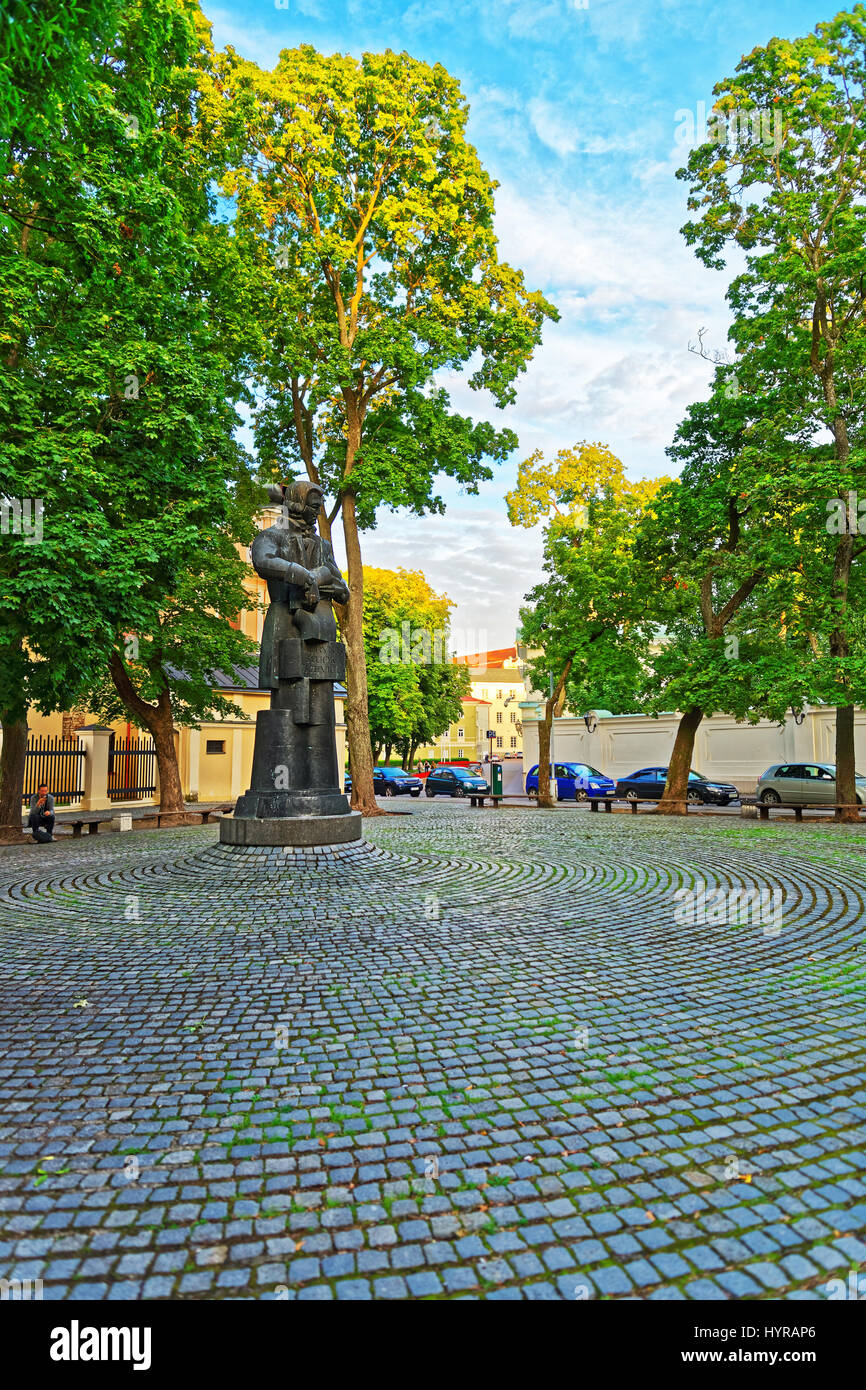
[330,505,545,651]
[527,99,579,156]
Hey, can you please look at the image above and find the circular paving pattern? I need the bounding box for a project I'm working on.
[1,804,865,1301]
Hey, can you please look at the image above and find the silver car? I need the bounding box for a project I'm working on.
[756,761,866,805]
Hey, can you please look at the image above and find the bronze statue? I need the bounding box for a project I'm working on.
[220,479,360,845]
[255,480,350,686]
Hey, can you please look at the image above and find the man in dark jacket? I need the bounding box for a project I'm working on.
[28,785,55,842]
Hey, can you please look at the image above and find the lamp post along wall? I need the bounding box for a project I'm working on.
[220,482,362,847]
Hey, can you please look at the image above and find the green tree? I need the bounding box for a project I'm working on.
[636,383,815,811]
[508,442,664,807]
[0,0,258,821]
[363,566,468,769]
[217,44,556,814]
[677,5,866,817]
[0,0,120,159]
[88,538,257,811]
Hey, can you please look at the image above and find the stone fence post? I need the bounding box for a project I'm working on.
[76,726,113,811]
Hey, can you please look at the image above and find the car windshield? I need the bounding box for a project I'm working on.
[687,771,706,782]
[582,766,605,777]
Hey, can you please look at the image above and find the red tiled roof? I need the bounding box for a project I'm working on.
[453,646,517,668]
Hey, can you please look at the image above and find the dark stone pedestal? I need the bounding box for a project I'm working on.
[221,702,360,848]
[219,810,362,847]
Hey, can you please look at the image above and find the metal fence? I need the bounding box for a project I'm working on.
[22,736,85,806]
[108,736,157,802]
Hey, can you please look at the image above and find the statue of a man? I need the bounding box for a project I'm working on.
[222,478,354,834]
[254,479,350,689]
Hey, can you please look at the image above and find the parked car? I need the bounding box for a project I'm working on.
[756,762,866,805]
[344,771,352,794]
[424,765,490,797]
[373,766,423,798]
[437,759,486,777]
[614,767,739,805]
[526,762,616,800]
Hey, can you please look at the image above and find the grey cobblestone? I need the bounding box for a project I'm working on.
[1,808,865,1301]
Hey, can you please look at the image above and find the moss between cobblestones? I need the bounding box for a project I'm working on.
[1,808,865,1300]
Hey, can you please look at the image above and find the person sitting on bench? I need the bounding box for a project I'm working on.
[28,784,55,843]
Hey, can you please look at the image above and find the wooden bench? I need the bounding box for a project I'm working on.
[21,802,235,838]
[589,796,667,814]
[588,797,702,815]
[469,794,502,808]
[754,800,864,822]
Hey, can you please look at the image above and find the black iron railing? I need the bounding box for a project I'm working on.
[22,735,85,806]
[108,736,157,802]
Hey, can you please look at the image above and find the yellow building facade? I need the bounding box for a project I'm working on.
[415,647,526,765]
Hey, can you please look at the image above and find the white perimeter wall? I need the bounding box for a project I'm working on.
[521,707,865,793]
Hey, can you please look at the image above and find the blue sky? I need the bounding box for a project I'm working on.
[207,0,827,650]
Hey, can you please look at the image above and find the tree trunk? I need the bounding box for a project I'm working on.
[829,526,857,819]
[536,708,554,808]
[836,703,858,821]
[384,743,392,764]
[148,690,185,821]
[813,323,856,821]
[657,707,703,814]
[341,491,381,815]
[0,715,28,841]
[407,740,418,773]
[109,654,185,819]
[535,658,572,809]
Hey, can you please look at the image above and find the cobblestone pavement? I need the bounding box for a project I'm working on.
[1,804,866,1302]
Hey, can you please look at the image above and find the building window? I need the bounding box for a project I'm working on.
[496,736,503,748]
[457,728,464,741]
[510,711,516,723]
[481,688,489,699]
[510,736,517,748]
[496,711,502,724]
[496,689,502,699]
[206,739,226,755]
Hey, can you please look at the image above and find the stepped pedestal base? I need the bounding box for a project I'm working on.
[219,811,362,847]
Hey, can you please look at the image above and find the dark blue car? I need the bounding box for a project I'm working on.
[424,765,490,797]
[373,766,423,797]
[526,762,616,801]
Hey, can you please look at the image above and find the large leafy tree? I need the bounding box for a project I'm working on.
[636,382,816,811]
[0,0,120,159]
[508,442,664,807]
[363,566,468,769]
[216,44,556,813]
[677,5,866,817]
[88,536,258,804]
[0,0,258,824]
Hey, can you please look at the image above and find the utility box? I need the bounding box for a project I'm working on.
[490,763,503,799]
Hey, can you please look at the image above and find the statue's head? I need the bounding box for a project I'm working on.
[268,480,324,533]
